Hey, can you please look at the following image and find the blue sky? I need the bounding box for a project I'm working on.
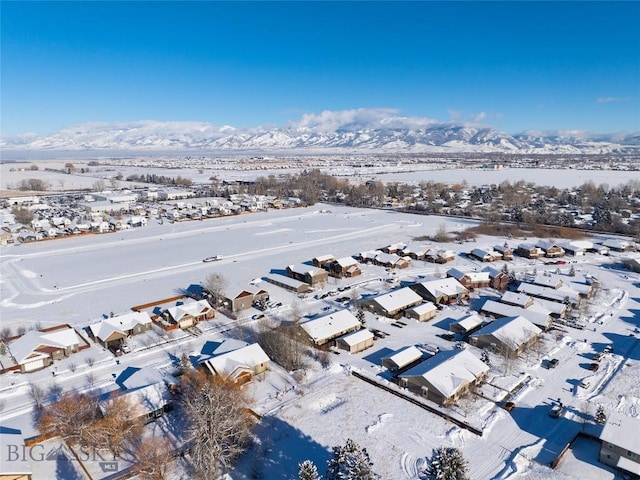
[1,1,639,135]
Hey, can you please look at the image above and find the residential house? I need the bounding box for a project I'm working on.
[469,316,541,354]
[312,254,336,268]
[89,311,153,350]
[536,240,565,258]
[222,288,269,312]
[446,268,491,289]
[264,273,311,294]
[425,250,456,264]
[399,349,489,406]
[363,287,424,318]
[500,291,534,308]
[410,278,469,305]
[0,426,33,480]
[469,248,502,262]
[335,329,374,353]
[599,411,640,477]
[165,299,215,329]
[300,309,361,346]
[380,243,407,254]
[493,244,514,260]
[381,345,424,372]
[516,243,545,259]
[325,257,362,278]
[100,382,173,424]
[482,266,509,291]
[286,264,329,287]
[478,299,552,330]
[9,327,84,373]
[516,282,580,306]
[449,314,484,335]
[199,340,270,384]
[602,238,635,252]
[405,302,438,322]
[373,252,411,269]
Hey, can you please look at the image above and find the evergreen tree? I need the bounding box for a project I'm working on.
[298,459,321,480]
[595,405,607,425]
[421,446,469,480]
[326,439,376,480]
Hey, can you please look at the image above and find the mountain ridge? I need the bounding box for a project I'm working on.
[2,121,638,154]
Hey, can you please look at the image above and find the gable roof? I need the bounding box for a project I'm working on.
[89,311,152,341]
[166,299,213,322]
[451,314,484,332]
[600,411,640,455]
[471,316,541,350]
[9,328,82,364]
[417,278,468,298]
[400,349,489,399]
[407,302,438,316]
[201,343,270,381]
[382,346,423,370]
[338,329,374,347]
[369,287,423,313]
[301,309,361,343]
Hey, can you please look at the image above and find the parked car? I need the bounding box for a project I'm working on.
[203,255,224,262]
[120,344,131,354]
[588,363,600,371]
[579,380,591,389]
[548,358,559,369]
[593,352,603,361]
[603,345,614,354]
[504,401,516,412]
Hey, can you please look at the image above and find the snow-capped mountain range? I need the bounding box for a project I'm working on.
[2,117,638,154]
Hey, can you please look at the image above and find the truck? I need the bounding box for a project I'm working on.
[203,255,224,262]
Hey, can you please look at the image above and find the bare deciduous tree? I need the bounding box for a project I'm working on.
[256,321,307,371]
[132,436,175,480]
[91,394,143,458]
[38,391,99,445]
[203,273,228,307]
[29,383,46,411]
[181,372,254,479]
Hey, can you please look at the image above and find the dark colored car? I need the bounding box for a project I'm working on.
[588,363,600,371]
[504,402,516,411]
[548,358,559,369]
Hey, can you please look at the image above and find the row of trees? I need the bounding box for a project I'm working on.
[125,173,193,187]
[297,443,470,480]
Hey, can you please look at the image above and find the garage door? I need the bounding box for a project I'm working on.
[23,358,45,372]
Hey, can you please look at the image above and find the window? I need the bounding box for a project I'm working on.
[627,450,637,459]
[608,443,613,450]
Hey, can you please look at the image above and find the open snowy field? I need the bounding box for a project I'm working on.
[2,204,640,480]
[1,159,632,192]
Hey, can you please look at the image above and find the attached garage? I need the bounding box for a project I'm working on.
[21,355,47,372]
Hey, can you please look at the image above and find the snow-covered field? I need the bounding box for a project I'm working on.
[1,204,639,480]
[1,160,632,191]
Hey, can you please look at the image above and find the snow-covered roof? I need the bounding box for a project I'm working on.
[335,256,358,268]
[166,299,212,322]
[89,311,152,341]
[264,273,309,290]
[287,263,324,276]
[9,328,82,364]
[100,383,170,418]
[602,238,633,250]
[114,366,178,391]
[368,287,423,313]
[452,314,483,332]
[374,252,404,265]
[0,427,32,476]
[407,302,437,316]
[470,248,500,259]
[516,282,580,303]
[417,278,468,297]
[400,349,489,399]
[313,254,335,263]
[471,316,541,351]
[301,309,361,343]
[447,268,490,283]
[338,329,374,346]
[500,291,532,308]
[480,300,551,327]
[382,346,423,369]
[600,411,640,456]
[201,343,270,380]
